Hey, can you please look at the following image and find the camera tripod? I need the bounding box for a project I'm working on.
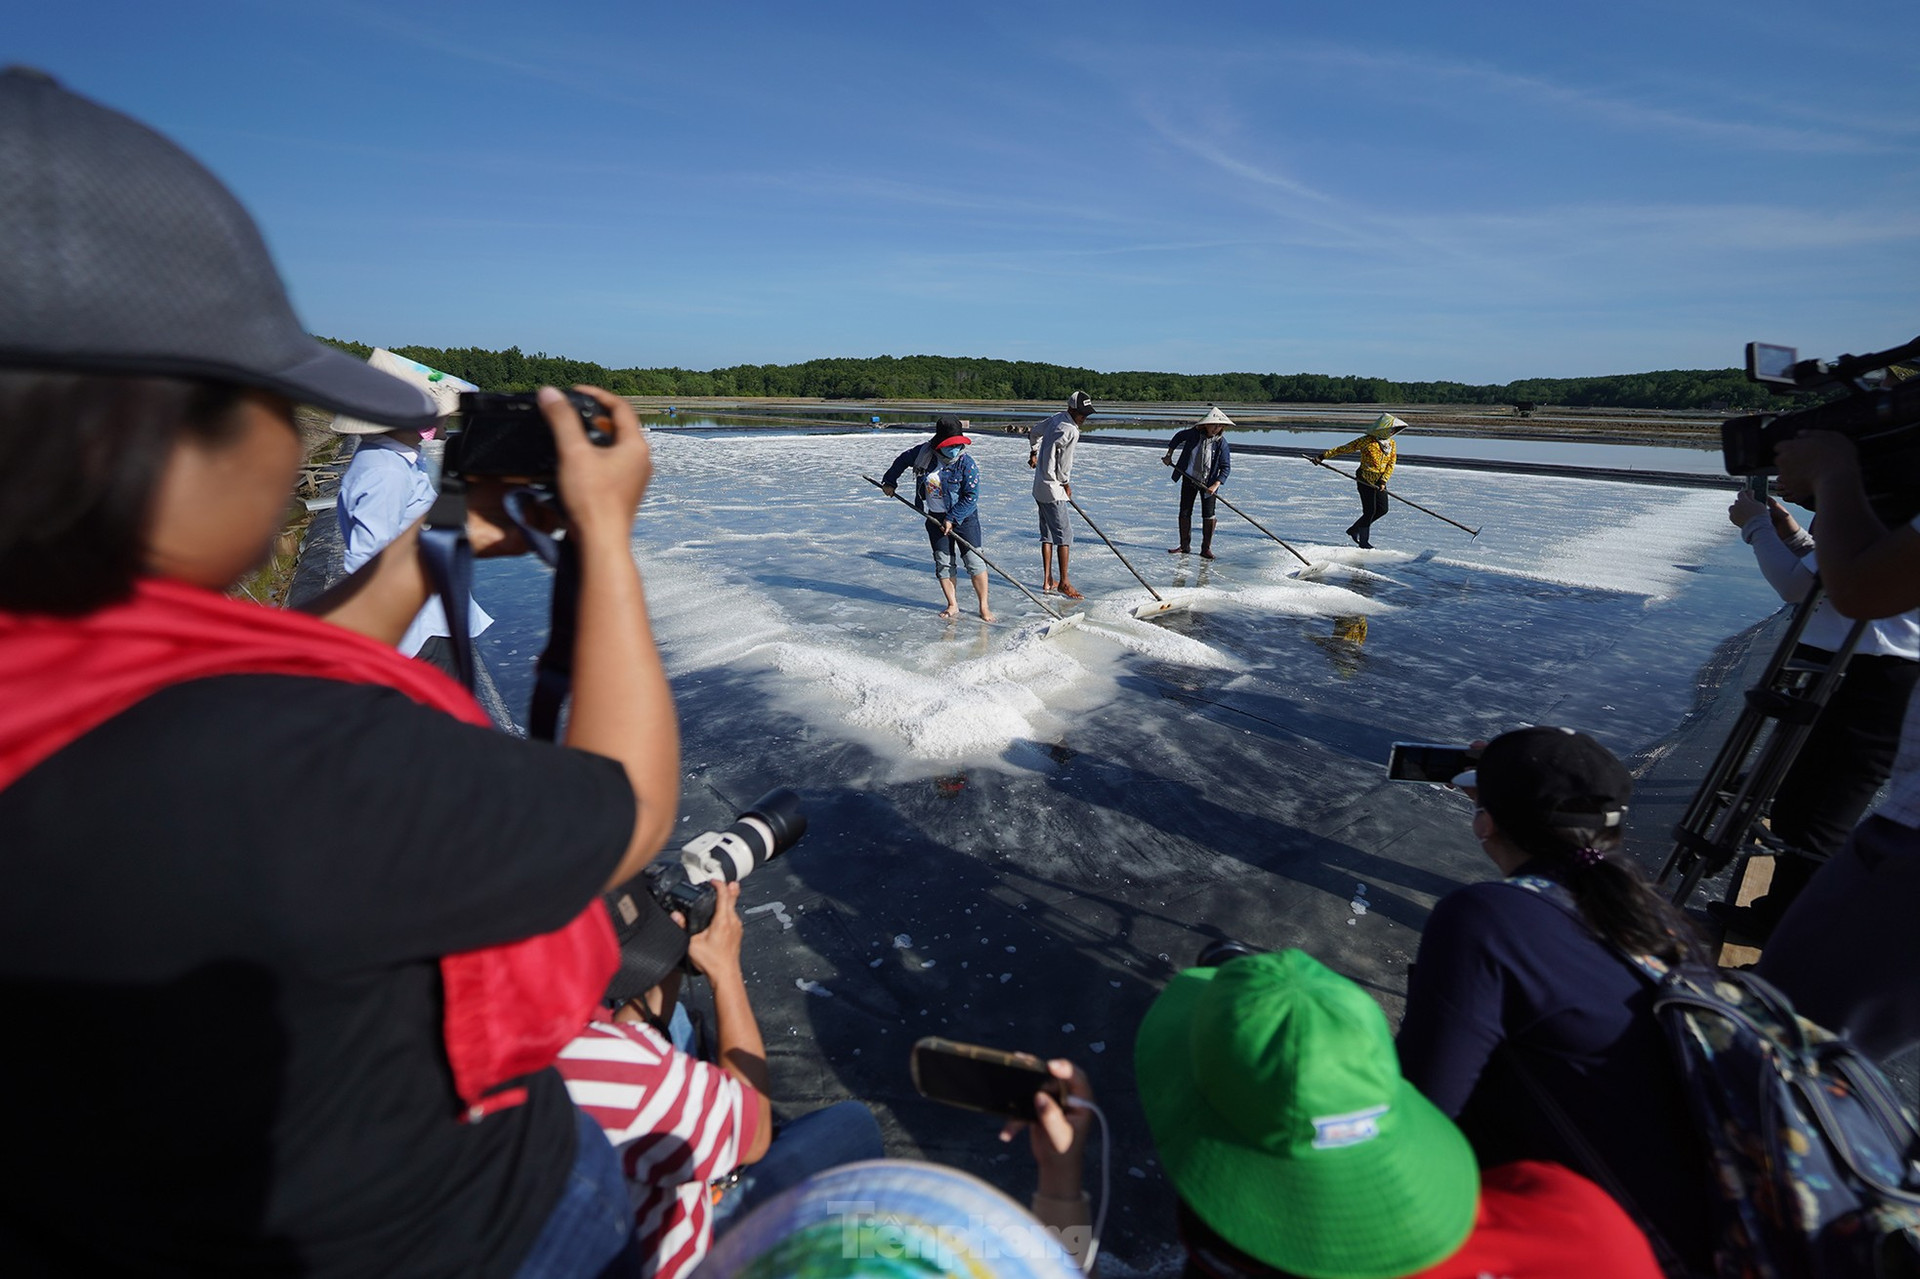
[1657,581,1868,910]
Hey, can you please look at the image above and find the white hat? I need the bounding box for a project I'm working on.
[329,348,478,434]
[1196,406,1235,427]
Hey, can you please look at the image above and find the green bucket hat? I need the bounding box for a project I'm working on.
[1135,950,1478,1279]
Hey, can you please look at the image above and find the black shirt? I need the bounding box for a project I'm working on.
[1396,868,1712,1271]
[0,675,635,1276]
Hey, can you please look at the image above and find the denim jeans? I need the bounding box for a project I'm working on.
[514,1105,639,1279]
[710,1101,885,1233]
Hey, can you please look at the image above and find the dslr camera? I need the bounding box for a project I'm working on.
[611,788,807,937]
[447,389,615,482]
[1722,335,1920,520]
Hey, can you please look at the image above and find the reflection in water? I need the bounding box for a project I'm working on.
[1168,562,1215,590]
[1310,613,1371,679]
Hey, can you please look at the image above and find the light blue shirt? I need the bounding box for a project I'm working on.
[336,434,492,657]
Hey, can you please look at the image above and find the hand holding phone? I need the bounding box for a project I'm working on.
[1386,742,1478,785]
[911,1037,1065,1122]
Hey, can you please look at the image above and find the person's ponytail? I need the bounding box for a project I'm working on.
[1527,824,1697,963]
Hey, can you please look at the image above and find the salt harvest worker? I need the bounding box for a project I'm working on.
[1714,486,1920,940]
[1029,390,1090,598]
[332,347,492,678]
[922,430,995,621]
[1128,947,1662,1277]
[0,69,681,1276]
[878,412,960,508]
[1395,727,1712,1273]
[1315,412,1406,548]
[1162,405,1234,558]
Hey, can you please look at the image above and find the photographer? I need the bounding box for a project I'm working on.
[331,348,493,678]
[1756,429,1920,1061]
[557,881,881,1279]
[1715,488,1919,938]
[0,71,679,1275]
[1395,728,1711,1272]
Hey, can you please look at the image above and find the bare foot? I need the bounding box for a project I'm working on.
[979,609,997,622]
[1199,549,1216,560]
[937,606,960,619]
[1167,546,1189,554]
[1042,580,1057,594]
[1057,582,1085,600]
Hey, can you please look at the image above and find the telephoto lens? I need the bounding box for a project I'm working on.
[677,788,807,887]
[611,788,809,945]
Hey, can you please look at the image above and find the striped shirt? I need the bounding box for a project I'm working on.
[556,1016,762,1279]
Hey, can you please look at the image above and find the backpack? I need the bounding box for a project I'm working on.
[1506,875,1920,1278]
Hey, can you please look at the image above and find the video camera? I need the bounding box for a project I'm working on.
[1722,335,1920,521]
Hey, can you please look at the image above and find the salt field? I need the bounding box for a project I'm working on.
[469,424,1782,1271]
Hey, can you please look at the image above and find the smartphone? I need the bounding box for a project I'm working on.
[1745,474,1769,501]
[910,1037,1064,1122]
[1386,742,1476,785]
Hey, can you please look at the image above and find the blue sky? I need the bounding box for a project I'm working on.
[14,1,1917,382]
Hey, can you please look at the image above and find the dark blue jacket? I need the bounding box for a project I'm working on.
[1396,868,1712,1270]
[1166,429,1231,487]
[881,441,938,509]
[931,452,980,525]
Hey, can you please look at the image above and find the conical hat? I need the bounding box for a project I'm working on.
[1196,406,1235,427]
[1367,413,1407,439]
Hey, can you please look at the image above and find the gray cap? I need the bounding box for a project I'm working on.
[0,67,436,429]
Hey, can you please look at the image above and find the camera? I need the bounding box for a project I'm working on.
[448,389,614,481]
[1721,335,1920,522]
[613,788,807,939]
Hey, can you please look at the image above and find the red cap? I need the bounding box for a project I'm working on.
[934,435,971,451]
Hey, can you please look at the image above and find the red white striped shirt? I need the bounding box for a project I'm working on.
[556,1016,761,1279]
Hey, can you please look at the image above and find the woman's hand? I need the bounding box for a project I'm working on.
[1000,1059,1094,1199]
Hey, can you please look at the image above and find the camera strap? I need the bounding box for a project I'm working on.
[420,467,477,692]
[500,488,579,743]
[414,446,582,741]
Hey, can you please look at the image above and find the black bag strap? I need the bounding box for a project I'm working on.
[500,488,577,743]
[416,445,581,743]
[419,469,476,692]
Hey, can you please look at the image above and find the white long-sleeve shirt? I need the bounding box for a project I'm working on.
[1740,513,1918,660]
[337,434,493,657]
[1029,411,1078,504]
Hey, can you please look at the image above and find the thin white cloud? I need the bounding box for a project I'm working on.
[311,0,665,115]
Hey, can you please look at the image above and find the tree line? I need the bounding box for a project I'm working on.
[315,338,1785,411]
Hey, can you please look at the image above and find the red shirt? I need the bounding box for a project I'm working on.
[556,1016,764,1279]
[1409,1161,1663,1279]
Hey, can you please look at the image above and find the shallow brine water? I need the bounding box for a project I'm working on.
[467,425,1779,1270]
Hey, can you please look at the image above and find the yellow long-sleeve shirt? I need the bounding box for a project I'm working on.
[1325,435,1396,486]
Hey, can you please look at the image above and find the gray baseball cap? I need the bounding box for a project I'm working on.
[0,67,436,429]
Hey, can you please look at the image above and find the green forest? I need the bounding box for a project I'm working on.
[315,338,1784,411]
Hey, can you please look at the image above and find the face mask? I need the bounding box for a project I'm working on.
[940,447,963,462]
